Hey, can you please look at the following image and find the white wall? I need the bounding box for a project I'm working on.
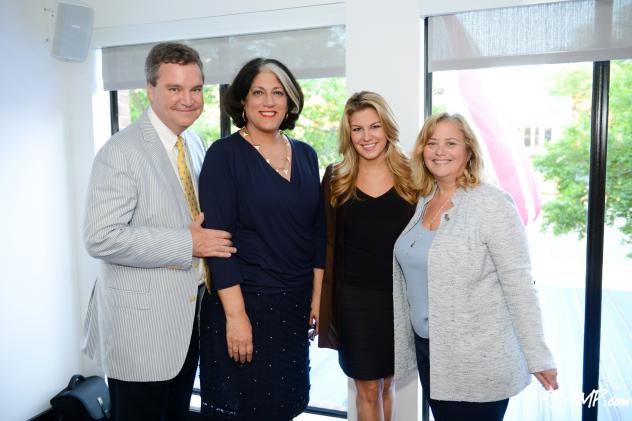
[91,1,345,47]
[346,0,422,153]
[93,0,332,28]
[0,0,96,420]
[345,1,422,418]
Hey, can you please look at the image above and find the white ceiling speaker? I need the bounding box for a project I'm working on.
[51,2,94,62]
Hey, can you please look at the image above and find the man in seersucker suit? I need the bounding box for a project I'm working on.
[82,42,236,421]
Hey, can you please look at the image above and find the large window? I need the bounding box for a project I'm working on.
[431,60,632,421]
[432,63,591,420]
[104,25,347,417]
[426,1,632,419]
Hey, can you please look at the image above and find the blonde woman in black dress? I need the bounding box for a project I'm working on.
[319,91,417,421]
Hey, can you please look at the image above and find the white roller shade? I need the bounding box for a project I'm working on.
[102,26,345,91]
[428,0,632,72]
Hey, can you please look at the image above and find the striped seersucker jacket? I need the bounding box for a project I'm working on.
[81,111,205,381]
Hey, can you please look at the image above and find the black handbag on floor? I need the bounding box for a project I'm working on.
[50,375,111,420]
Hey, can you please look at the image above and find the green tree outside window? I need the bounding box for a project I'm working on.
[533,60,632,257]
[128,85,221,145]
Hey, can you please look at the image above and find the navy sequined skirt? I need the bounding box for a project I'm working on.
[199,287,311,421]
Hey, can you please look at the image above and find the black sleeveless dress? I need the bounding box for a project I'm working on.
[336,187,414,379]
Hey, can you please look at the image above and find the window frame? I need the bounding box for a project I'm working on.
[424,13,613,420]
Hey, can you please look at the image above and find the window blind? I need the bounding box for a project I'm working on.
[428,0,632,71]
[102,25,345,91]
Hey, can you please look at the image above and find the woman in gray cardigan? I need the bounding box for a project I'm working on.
[393,112,558,420]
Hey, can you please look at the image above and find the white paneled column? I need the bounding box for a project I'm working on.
[345,0,422,152]
[345,1,422,419]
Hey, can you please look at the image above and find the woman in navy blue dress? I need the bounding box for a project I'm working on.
[198,58,325,421]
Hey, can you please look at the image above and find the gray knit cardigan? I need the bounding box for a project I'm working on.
[393,182,556,402]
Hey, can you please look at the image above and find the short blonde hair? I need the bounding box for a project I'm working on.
[330,91,418,206]
[412,112,484,196]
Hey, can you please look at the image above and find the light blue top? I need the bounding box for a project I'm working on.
[394,218,435,338]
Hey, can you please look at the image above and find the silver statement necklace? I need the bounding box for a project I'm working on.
[242,129,291,176]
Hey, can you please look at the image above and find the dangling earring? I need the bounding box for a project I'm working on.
[242,110,247,124]
[284,112,289,121]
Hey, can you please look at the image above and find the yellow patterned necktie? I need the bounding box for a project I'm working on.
[176,136,211,291]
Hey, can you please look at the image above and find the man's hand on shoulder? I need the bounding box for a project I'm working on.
[190,213,236,258]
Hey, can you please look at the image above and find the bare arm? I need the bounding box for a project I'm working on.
[217,285,253,363]
[309,268,324,338]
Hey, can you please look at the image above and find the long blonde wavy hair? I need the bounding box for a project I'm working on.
[329,91,418,207]
[412,112,484,196]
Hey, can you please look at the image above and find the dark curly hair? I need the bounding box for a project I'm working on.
[145,42,204,86]
[222,58,304,131]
